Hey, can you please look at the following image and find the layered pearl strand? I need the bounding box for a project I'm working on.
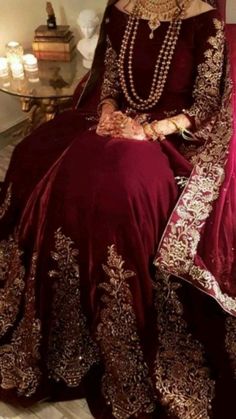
[118,0,190,111]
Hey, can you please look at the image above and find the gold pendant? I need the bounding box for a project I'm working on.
[148,17,161,39]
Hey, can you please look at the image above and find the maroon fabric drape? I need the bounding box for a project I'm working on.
[0,2,236,418]
[218,0,226,20]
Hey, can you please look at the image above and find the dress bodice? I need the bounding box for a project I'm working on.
[104,6,222,119]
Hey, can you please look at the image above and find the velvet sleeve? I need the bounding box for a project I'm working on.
[99,36,121,104]
[183,12,225,130]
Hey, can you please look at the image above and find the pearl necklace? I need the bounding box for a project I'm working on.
[118,0,189,110]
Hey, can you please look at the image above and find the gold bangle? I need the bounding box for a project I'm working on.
[150,121,165,141]
[143,123,154,139]
[168,118,183,134]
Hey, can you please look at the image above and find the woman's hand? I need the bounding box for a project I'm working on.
[110,112,147,141]
[96,102,117,137]
[152,115,192,137]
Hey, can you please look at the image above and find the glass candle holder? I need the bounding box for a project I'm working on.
[6,41,24,64]
[23,54,39,83]
[0,57,9,78]
[10,61,24,79]
[23,54,38,72]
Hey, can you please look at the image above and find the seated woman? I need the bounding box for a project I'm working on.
[0,0,235,418]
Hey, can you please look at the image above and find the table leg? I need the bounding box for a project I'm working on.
[41,98,57,121]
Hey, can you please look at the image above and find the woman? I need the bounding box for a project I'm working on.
[0,0,235,417]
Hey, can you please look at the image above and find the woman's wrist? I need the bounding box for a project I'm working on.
[143,122,165,142]
[98,98,118,116]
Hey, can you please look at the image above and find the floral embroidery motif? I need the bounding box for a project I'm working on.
[184,19,225,129]
[0,183,12,219]
[154,274,215,418]
[97,245,156,419]
[0,236,25,337]
[154,24,236,314]
[100,36,121,103]
[225,316,236,376]
[0,253,42,397]
[48,228,99,387]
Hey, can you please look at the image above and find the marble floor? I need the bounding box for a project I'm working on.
[0,126,94,418]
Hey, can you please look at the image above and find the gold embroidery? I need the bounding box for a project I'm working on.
[0,183,12,219]
[184,19,225,129]
[97,245,155,419]
[0,236,25,337]
[0,253,42,397]
[100,36,121,103]
[154,274,215,418]
[154,42,235,314]
[225,316,236,376]
[48,228,99,387]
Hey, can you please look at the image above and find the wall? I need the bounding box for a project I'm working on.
[226,0,236,23]
[0,0,235,132]
[0,0,107,132]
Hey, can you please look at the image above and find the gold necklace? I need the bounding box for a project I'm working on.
[138,0,192,38]
[118,0,189,111]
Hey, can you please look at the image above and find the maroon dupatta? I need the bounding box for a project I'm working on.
[77,0,236,315]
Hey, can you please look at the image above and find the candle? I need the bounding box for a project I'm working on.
[23,54,38,72]
[0,57,9,77]
[10,61,24,79]
[6,41,24,64]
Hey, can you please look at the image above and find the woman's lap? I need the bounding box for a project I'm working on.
[0,117,235,418]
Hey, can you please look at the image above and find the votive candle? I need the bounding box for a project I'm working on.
[6,41,24,64]
[10,61,24,79]
[23,54,38,72]
[0,57,9,77]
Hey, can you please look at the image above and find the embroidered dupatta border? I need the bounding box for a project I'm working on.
[154,56,236,315]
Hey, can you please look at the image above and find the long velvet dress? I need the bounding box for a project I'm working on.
[0,5,235,419]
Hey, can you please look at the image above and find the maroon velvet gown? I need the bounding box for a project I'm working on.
[0,5,235,419]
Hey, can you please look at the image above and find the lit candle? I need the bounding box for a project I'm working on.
[0,57,9,77]
[23,54,38,72]
[6,41,24,64]
[10,61,24,79]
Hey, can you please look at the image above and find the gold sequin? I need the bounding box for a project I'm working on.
[154,20,236,315]
[154,273,215,418]
[100,36,121,103]
[0,253,42,397]
[97,245,156,419]
[0,236,25,337]
[184,19,225,129]
[47,228,100,387]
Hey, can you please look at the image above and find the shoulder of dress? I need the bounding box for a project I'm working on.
[184,0,218,19]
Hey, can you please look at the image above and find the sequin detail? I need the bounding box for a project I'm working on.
[100,36,121,103]
[154,21,236,315]
[184,19,224,129]
[48,228,100,387]
[154,274,215,418]
[97,245,156,419]
[0,236,25,337]
[0,253,42,397]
